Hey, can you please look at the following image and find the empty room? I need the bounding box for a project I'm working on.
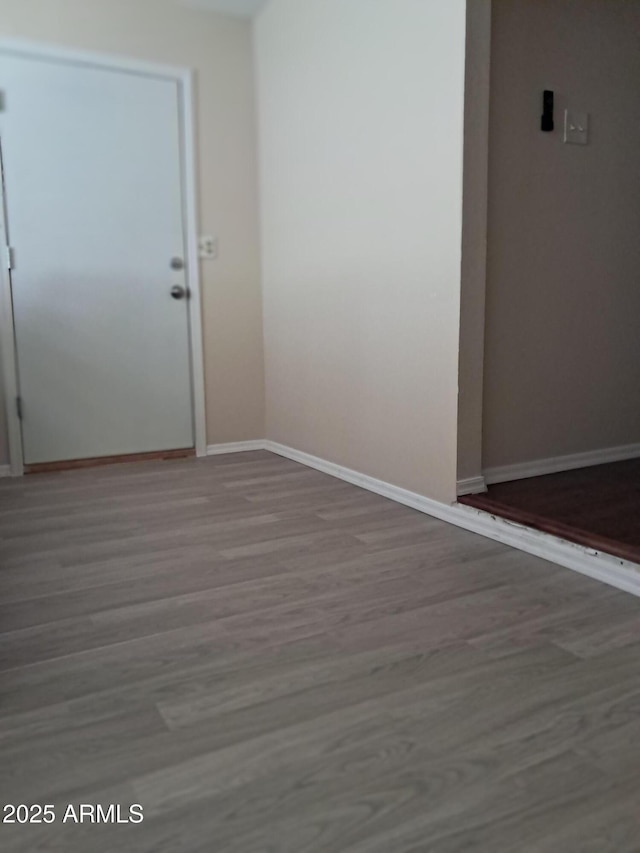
[0,1,639,851]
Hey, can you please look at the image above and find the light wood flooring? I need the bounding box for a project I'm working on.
[1,450,640,852]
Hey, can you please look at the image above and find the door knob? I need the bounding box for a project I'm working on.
[170,285,187,300]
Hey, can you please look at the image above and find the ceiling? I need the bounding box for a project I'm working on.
[182,0,268,17]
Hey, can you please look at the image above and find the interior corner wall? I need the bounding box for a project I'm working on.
[0,0,265,463]
[457,0,491,484]
[483,0,640,470]
[255,0,467,504]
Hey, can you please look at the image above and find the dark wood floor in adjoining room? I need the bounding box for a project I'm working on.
[460,459,640,565]
[1,451,640,852]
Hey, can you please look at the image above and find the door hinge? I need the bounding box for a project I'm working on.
[16,396,23,420]
[5,245,15,270]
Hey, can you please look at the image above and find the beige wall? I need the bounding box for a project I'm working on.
[457,0,491,483]
[255,0,467,503]
[0,0,264,463]
[483,0,640,469]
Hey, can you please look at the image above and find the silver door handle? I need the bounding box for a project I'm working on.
[170,285,187,300]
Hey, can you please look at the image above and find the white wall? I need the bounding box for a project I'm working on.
[483,0,640,470]
[0,358,6,466]
[0,0,265,463]
[255,0,468,504]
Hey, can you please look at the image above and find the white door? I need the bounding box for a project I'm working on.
[0,52,194,465]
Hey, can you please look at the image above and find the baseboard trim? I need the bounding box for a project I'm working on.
[484,442,640,485]
[457,475,487,496]
[207,441,266,456]
[0,464,11,478]
[451,504,640,597]
[264,441,461,521]
[264,440,640,597]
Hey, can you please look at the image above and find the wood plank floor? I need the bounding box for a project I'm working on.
[1,450,640,852]
[460,459,640,564]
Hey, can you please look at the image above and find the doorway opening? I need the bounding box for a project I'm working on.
[457,0,640,569]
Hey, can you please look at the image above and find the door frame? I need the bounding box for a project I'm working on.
[0,38,208,476]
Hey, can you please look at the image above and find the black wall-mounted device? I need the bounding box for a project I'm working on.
[541,90,554,132]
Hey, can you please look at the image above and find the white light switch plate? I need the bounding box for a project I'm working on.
[564,110,589,145]
[198,235,218,260]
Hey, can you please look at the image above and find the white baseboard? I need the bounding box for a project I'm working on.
[0,464,11,478]
[264,441,461,520]
[264,440,640,597]
[451,504,640,597]
[206,440,266,456]
[457,475,487,496]
[484,442,640,485]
